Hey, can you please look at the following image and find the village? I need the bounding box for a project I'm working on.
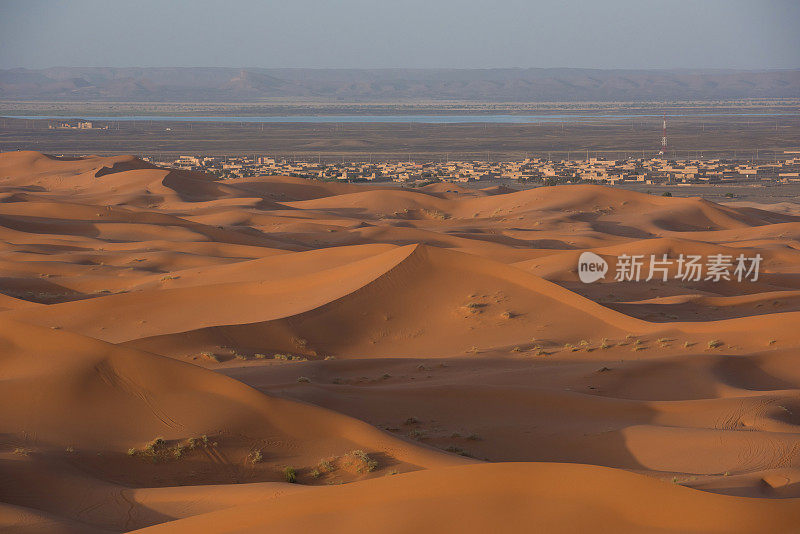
[148,153,800,187]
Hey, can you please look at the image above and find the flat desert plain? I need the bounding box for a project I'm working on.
[1,150,800,533]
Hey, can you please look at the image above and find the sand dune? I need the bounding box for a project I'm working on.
[0,317,465,530]
[2,151,800,532]
[133,463,800,534]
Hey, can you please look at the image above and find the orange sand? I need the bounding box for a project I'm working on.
[1,151,799,533]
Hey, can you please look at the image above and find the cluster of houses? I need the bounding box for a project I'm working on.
[144,154,800,186]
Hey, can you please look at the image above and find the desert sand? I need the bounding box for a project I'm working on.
[1,150,799,533]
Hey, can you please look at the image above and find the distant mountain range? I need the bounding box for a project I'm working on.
[1,67,798,102]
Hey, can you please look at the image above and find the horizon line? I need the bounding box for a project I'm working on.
[3,66,800,72]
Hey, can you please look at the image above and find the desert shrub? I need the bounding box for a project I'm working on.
[345,450,378,473]
[284,466,297,483]
[145,438,165,453]
[421,209,450,220]
[316,459,335,473]
[297,376,310,383]
[129,435,214,462]
[408,428,425,440]
[201,351,220,362]
[707,340,723,349]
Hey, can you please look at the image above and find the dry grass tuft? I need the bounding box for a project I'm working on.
[343,449,378,473]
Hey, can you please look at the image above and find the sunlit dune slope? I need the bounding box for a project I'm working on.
[8,244,646,358]
[0,317,462,468]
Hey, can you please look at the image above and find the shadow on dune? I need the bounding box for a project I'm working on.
[711,354,799,392]
[94,159,159,178]
[0,185,47,195]
[42,153,84,162]
[589,220,656,239]
[161,170,234,203]
[0,213,102,239]
[221,358,656,472]
[448,231,580,249]
[0,277,91,304]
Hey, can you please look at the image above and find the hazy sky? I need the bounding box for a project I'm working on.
[1,0,799,70]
